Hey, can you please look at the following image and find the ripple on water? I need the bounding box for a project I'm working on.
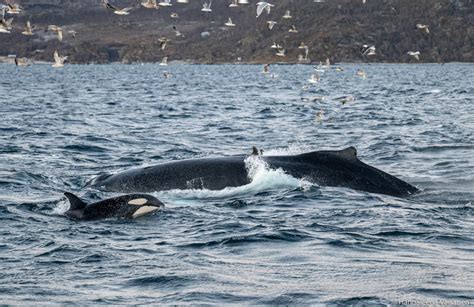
[0,64,473,304]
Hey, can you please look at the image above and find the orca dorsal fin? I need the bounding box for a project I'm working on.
[64,192,87,211]
[338,147,358,160]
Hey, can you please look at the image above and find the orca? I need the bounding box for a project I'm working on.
[89,147,418,197]
[63,192,164,220]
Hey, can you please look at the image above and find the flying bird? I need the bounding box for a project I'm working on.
[288,25,298,33]
[407,51,420,61]
[158,37,171,50]
[256,2,274,18]
[361,45,376,56]
[21,21,34,36]
[229,0,238,7]
[416,23,429,34]
[52,50,67,68]
[172,26,184,37]
[141,0,158,9]
[282,10,292,19]
[158,0,172,7]
[105,1,136,15]
[47,25,63,41]
[225,17,235,27]
[6,3,22,14]
[266,21,277,30]
[202,1,212,12]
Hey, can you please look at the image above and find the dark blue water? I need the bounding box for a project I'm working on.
[1,63,473,305]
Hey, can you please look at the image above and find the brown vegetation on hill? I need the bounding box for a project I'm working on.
[0,0,472,63]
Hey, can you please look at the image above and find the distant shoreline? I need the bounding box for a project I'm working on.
[1,59,471,65]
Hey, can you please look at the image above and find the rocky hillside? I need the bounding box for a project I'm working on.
[0,0,472,63]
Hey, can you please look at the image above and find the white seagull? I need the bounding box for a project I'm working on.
[275,48,285,57]
[256,2,274,18]
[288,25,298,33]
[0,17,13,33]
[52,50,67,68]
[308,74,320,84]
[158,0,172,7]
[172,26,185,37]
[416,24,429,34]
[141,0,158,9]
[229,0,238,7]
[21,21,34,36]
[159,56,168,66]
[6,3,22,14]
[48,25,63,42]
[105,1,136,15]
[361,45,376,56]
[283,10,292,19]
[267,21,277,30]
[202,1,212,12]
[407,51,420,61]
[356,69,367,79]
[225,17,235,27]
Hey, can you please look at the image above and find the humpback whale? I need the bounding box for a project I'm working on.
[90,147,418,197]
[64,192,164,220]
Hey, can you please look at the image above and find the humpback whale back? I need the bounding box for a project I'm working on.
[89,148,418,197]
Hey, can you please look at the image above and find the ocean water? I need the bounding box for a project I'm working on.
[0,63,473,305]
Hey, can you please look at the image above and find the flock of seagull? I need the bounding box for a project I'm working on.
[1,0,431,121]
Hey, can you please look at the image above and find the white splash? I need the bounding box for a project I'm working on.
[53,198,70,215]
[158,155,313,201]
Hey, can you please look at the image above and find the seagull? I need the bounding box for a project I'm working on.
[308,74,320,84]
[337,95,355,105]
[314,62,325,73]
[158,0,172,7]
[282,10,292,19]
[416,23,429,34]
[267,21,277,30]
[356,69,367,79]
[48,25,63,41]
[170,12,179,18]
[202,1,212,12]
[262,64,270,74]
[172,26,184,37]
[298,42,308,50]
[256,2,274,18]
[105,1,136,15]
[52,50,67,68]
[0,17,13,33]
[15,56,31,67]
[229,0,238,7]
[270,42,282,49]
[6,3,22,14]
[288,25,298,33]
[68,30,77,39]
[407,51,420,61]
[315,110,324,123]
[361,45,376,56]
[275,48,285,57]
[141,0,158,9]
[21,21,34,36]
[159,56,168,66]
[158,37,171,50]
[162,71,172,78]
[176,0,189,3]
[225,17,235,27]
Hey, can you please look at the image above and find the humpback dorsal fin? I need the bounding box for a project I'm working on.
[338,147,358,160]
[64,192,87,210]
